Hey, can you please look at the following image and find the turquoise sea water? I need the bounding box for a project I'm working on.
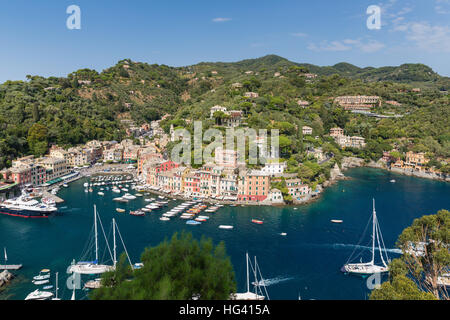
[0,167,449,300]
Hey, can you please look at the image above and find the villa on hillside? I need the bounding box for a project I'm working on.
[334,96,381,111]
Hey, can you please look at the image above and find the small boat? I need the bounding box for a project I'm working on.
[195,218,206,222]
[219,225,234,230]
[42,285,54,290]
[25,289,54,300]
[133,263,144,269]
[186,220,201,225]
[33,279,50,285]
[63,184,68,188]
[390,179,396,183]
[160,217,170,221]
[84,189,89,193]
[84,278,102,289]
[141,208,151,212]
[280,233,287,236]
[252,219,264,225]
[331,220,343,223]
[89,188,93,192]
[116,208,125,213]
[98,192,105,196]
[123,193,136,200]
[130,210,145,216]
[33,269,51,281]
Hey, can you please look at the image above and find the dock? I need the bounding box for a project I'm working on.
[41,191,64,204]
[0,264,23,270]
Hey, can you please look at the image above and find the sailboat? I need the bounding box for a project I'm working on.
[341,199,390,275]
[68,205,115,275]
[232,252,269,300]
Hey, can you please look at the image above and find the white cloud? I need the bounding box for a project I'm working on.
[212,17,231,23]
[307,39,384,53]
[435,0,450,14]
[380,0,414,27]
[398,22,450,52]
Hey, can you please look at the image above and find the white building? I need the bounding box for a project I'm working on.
[261,161,287,176]
[302,126,313,135]
[210,105,228,119]
[268,188,284,204]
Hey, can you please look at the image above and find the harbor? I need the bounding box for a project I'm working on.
[0,167,449,300]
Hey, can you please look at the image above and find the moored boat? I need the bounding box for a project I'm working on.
[0,195,58,218]
[219,225,234,230]
[25,289,54,300]
[341,199,390,275]
[130,210,145,216]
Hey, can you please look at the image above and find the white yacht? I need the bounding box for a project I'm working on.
[0,195,57,218]
[25,289,54,300]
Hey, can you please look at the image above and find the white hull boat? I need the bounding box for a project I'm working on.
[68,263,114,275]
[25,289,54,300]
[341,199,390,275]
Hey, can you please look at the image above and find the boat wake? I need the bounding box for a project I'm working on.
[252,276,294,287]
[331,243,402,254]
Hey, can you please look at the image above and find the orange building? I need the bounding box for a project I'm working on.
[238,170,270,202]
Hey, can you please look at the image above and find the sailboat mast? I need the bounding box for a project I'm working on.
[55,272,59,299]
[371,199,376,265]
[246,252,249,292]
[94,205,98,262]
[254,256,258,295]
[113,218,117,267]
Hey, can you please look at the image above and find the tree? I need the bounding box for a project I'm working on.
[370,209,449,300]
[90,232,236,300]
[213,111,229,126]
[27,123,48,156]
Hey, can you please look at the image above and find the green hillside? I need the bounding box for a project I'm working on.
[0,55,449,176]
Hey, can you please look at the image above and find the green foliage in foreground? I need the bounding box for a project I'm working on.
[370,209,449,300]
[89,232,236,300]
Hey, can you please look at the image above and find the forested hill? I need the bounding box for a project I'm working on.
[0,55,449,171]
[193,55,449,88]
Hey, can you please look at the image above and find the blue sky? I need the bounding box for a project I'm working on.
[0,0,449,83]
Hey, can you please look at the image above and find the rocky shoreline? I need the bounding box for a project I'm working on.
[0,270,14,289]
[341,156,450,182]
